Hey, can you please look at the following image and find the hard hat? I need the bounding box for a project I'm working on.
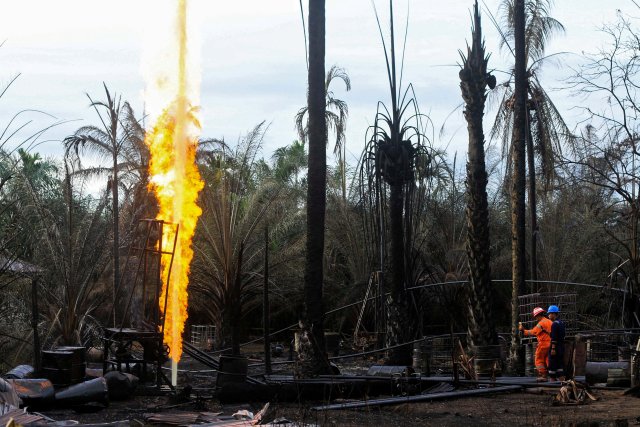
[548,305,560,313]
[532,307,545,317]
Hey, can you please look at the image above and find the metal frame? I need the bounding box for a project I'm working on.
[102,219,179,388]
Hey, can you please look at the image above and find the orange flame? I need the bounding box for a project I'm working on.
[145,0,203,363]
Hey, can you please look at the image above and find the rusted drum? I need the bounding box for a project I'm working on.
[585,361,629,384]
[607,368,630,387]
[412,339,432,375]
[41,347,86,387]
[55,346,86,384]
[525,343,536,377]
[473,345,502,378]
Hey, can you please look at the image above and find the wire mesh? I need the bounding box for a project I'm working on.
[518,292,577,343]
[584,331,640,362]
[190,325,215,350]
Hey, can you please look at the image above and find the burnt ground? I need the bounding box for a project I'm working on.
[35,348,640,426]
[38,388,640,426]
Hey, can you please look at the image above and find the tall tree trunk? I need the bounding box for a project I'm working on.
[460,1,498,349]
[385,181,411,365]
[526,108,538,291]
[112,137,120,327]
[263,226,271,374]
[231,243,244,356]
[31,277,41,373]
[299,0,330,376]
[508,0,527,374]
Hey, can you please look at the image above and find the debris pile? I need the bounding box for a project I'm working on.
[552,380,598,405]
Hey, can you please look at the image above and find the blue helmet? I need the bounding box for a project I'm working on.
[548,305,560,313]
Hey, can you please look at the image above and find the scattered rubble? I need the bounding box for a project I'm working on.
[552,380,598,405]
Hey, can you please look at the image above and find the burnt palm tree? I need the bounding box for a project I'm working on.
[459,1,498,350]
[299,0,331,376]
[63,84,147,326]
[296,65,351,200]
[491,0,572,284]
[359,1,432,366]
[508,0,527,373]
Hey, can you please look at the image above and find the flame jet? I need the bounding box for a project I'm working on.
[145,0,203,383]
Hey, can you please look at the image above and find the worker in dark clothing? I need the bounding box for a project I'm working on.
[547,305,566,381]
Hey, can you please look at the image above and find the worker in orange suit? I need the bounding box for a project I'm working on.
[518,306,553,381]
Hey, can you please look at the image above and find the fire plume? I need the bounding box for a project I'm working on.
[145,0,203,363]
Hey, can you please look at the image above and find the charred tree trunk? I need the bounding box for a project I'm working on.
[299,0,330,376]
[31,276,41,373]
[508,0,528,374]
[459,1,498,349]
[263,226,271,374]
[111,117,120,328]
[526,108,538,290]
[231,243,244,356]
[386,181,411,365]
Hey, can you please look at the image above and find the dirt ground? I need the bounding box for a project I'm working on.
[34,352,640,426]
[296,390,640,426]
[37,387,640,426]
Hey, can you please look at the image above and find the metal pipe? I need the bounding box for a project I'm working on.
[311,385,522,411]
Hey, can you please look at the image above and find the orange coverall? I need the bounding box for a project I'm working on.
[523,317,553,377]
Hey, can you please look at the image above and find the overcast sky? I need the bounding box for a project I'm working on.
[0,0,633,167]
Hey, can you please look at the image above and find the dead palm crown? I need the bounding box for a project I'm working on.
[359,0,438,365]
[459,0,499,350]
[488,0,575,282]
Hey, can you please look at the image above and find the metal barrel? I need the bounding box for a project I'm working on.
[216,355,248,388]
[473,345,502,378]
[607,368,630,387]
[412,339,431,375]
[585,361,629,384]
[42,347,86,387]
[524,343,537,377]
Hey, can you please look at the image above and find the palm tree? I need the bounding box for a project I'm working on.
[459,1,499,350]
[272,139,307,188]
[22,161,111,346]
[63,84,147,326]
[359,1,432,366]
[507,0,527,373]
[298,0,332,377]
[296,65,351,201]
[491,0,571,285]
[191,124,284,354]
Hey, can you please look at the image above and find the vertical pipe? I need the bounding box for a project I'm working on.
[171,359,177,387]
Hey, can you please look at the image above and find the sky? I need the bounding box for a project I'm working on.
[0,0,634,169]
